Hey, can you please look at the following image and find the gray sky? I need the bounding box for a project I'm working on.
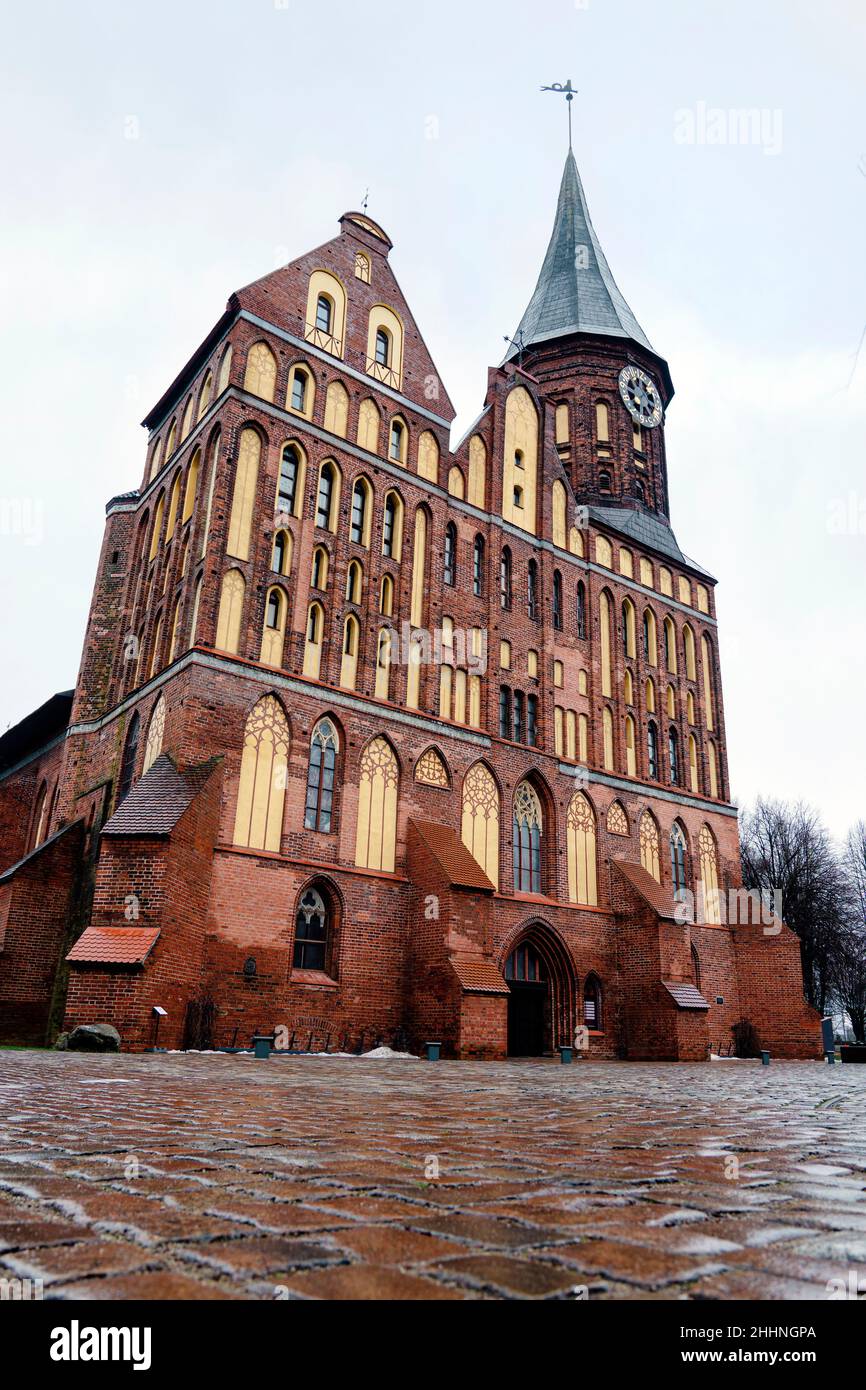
[1,0,863,838]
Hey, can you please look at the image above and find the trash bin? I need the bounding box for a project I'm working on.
[253,1036,271,1059]
[425,1041,441,1061]
[558,1046,573,1064]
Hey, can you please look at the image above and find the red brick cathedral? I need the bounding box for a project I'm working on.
[0,151,820,1060]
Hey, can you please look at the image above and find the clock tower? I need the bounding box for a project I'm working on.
[504,149,675,524]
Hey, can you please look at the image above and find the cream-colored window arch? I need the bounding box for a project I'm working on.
[406,631,423,709]
[287,362,315,419]
[303,602,324,679]
[217,345,232,395]
[199,430,220,559]
[345,557,362,603]
[578,712,588,762]
[567,709,577,759]
[197,371,212,421]
[454,666,467,723]
[389,416,408,464]
[226,427,261,561]
[696,584,710,614]
[417,429,438,480]
[354,250,371,283]
[701,635,715,731]
[165,418,177,460]
[415,746,449,787]
[164,471,180,541]
[622,598,637,659]
[619,548,634,578]
[180,395,194,441]
[167,598,182,664]
[409,507,428,627]
[355,736,399,871]
[566,791,598,906]
[687,690,696,724]
[149,614,162,678]
[448,466,465,499]
[232,695,289,853]
[607,801,629,836]
[699,825,722,924]
[569,526,585,557]
[149,493,165,562]
[625,714,637,776]
[639,811,661,883]
[182,450,200,524]
[260,586,287,667]
[502,386,538,535]
[645,677,656,713]
[552,480,567,548]
[381,489,404,561]
[375,627,392,700]
[660,566,673,597]
[603,707,614,771]
[340,613,360,690]
[315,459,341,532]
[643,608,658,666]
[244,341,277,402]
[380,572,394,617]
[666,684,677,718]
[554,706,564,756]
[599,591,613,697]
[438,663,452,719]
[664,616,678,673]
[216,569,245,654]
[276,440,307,520]
[555,402,570,445]
[708,741,719,798]
[640,557,653,587]
[688,734,700,793]
[148,437,163,482]
[272,528,293,576]
[595,535,612,567]
[683,624,697,680]
[311,544,329,592]
[461,762,499,889]
[324,380,349,437]
[468,434,487,508]
[595,400,610,443]
[349,476,374,547]
[469,674,481,728]
[305,269,346,356]
[189,575,203,647]
[367,304,404,389]
[142,696,166,775]
[678,576,692,606]
[357,397,380,453]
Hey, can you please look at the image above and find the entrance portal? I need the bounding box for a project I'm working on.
[505,941,549,1057]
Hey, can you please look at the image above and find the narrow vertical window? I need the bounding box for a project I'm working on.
[499,686,512,739]
[444,523,456,586]
[305,719,339,833]
[500,548,512,610]
[473,535,485,596]
[527,560,538,619]
[576,581,586,640]
[553,570,563,630]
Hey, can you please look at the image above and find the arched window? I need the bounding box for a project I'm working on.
[701,634,715,731]
[272,529,292,576]
[415,747,450,788]
[708,740,719,799]
[607,801,629,836]
[500,547,512,610]
[149,493,165,562]
[227,427,261,561]
[527,560,538,619]
[473,535,485,596]
[602,707,614,770]
[505,942,546,982]
[566,791,597,906]
[380,573,394,617]
[324,380,349,437]
[357,397,380,453]
[290,365,311,415]
[142,696,166,776]
[499,686,512,739]
[375,627,392,700]
[595,400,609,442]
[382,491,403,560]
[340,614,360,689]
[165,472,182,542]
[293,886,330,971]
[691,943,702,990]
[260,587,287,667]
[316,461,338,530]
[375,327,390,367]
[350,479,371,546]
[409,506,428,630]
[689,733,700,793]
[303,602,324,679]
[625,714,637,775]
[647,721,659,779]
[448,465,465,498]
[512,780,543,894]
[643,608,657,664]
[117,711,140,804]
[197,371,212,421]
[461,762,500,888]
[232,695,289,851]
[304,719,339,833]
[622,598,636,658]
[584,974,602,1029]
[278,444,302,517]
[699,825,722,924]
[389,418,406,462]
[354,250,371,282]
[576,581,587,640]
[669,726,680,785]
[527,694,538,747]
[315,293,333,335]
[444,522,457,586]
[664,616,677,672]
[639,811,661,883]
[553,570,563,629]
[684,624,697,680]
[670,822,688,898]
[243,342,277,402]
[645,677,656,713]
[182,450,200,524]
[635,479,646,503]
[309,546,327,592]
[468,434,486,507]
[552,479,567,548]
[217,345,232,395]
[345,558,362,603]
[354,737,399,871]
[216,569,245,654]
[599,591,612,696]
[599,469,612,493]
[30,782,48,850]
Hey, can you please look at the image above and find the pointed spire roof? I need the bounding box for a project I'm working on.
[506,150,655,361]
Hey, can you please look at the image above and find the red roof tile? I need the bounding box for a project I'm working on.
[612,858,683,922]
[66,926,160,966]
[450,955,510,995]
[409,820,495,892]
[663,981,710,1011]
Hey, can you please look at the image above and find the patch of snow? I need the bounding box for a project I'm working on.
[360,1046,419,1060]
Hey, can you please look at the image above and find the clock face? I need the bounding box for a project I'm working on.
[619,365,663,429]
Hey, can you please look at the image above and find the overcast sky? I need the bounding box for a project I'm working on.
[0,0,863,838]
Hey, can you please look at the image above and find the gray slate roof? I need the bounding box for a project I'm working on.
[589,505,715,581]
[102,753,218,837]
[505,151,654,360]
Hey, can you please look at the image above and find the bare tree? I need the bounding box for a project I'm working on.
[739,799,844,1012]
[834,822,866,1041]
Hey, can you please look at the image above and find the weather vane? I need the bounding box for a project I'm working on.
[541,78,577,149]
[362,187,369,212]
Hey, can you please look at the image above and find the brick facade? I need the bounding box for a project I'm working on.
[0,179,822,1060]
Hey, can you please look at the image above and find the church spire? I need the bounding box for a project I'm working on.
[504,150,655,362]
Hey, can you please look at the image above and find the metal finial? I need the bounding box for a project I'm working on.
[541,78,577,148]
[362,187,369,212]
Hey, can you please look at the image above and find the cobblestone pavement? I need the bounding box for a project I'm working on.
[0,1052,864,1301]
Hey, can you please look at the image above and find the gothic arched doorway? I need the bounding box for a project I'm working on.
[503,924,576,1057]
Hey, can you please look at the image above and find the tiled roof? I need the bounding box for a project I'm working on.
[409,820,495,892]
[66,926,160,966]
[588,506,715,580]
[663,981,710,1011]
[612,859,683,923]
[102,754,219,837]
[450,955,510,995]
[505,151,654,362]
